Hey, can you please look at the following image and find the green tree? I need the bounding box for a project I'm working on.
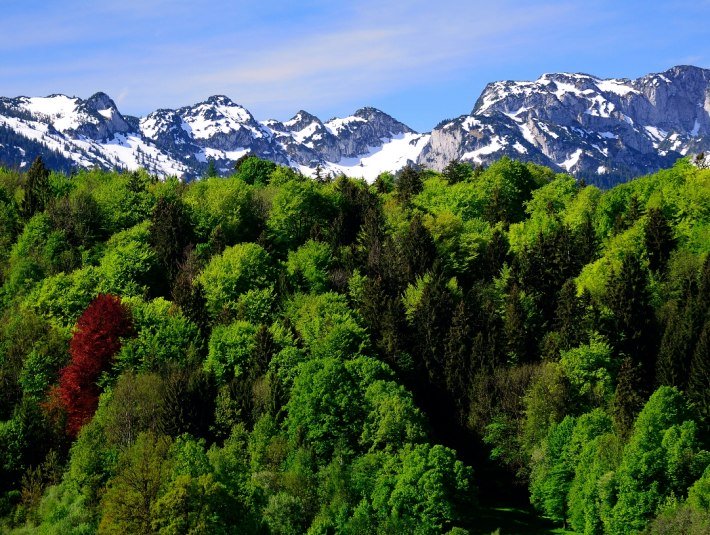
[21,156,51,218]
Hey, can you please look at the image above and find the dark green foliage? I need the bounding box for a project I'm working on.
[395,165,423,203]
[605,254,657,379]
[645,207,676,274]
[442,160,473,185]
[21,157,51,219]
[148,194,195,292]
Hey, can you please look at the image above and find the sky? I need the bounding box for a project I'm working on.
[2,0,710,132]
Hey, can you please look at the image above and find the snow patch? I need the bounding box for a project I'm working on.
[559,148,583,171]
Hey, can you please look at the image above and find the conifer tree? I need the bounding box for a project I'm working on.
[149,195,195,293]
[205,158,218,178]
[21,156,51,218]
[612,357,645,440]
[395,165,423,204]
[644,207,675,274]
[605,254,657,380]
[655,302,693,389]
[400,215,437,284]
[688,319,710,425]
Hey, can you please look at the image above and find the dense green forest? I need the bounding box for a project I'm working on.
[0,155,708,534]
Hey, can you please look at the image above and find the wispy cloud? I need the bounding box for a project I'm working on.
[2,0,710,129]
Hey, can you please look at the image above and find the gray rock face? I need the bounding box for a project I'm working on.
[1,65,709,184]
[418,65,710,183]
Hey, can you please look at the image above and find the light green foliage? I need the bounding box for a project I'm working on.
[576,222,646,299]
[360,379,426,452]
[183,176,254,244]
[560,334,616,403]
[285,357,367,460]
[687,465,710,511]
[610,387,709,534]
[423,211,492,275]
[72,169,155,234]
[286,240,333,293]
[198,242,273,316]
[522,362,569,454]
[508,175,578,254]
[413,176,487,221]
[4,213,72,296]
[97,222,156,297]
[530,416,577,523]
[267,179,337,248]
[567,433,622,535]
[236,156,277,186]
[234,286,277,324]
[116,297,201,371]
[24,266,99,327]
[284,292,369,360]
[352,444,473,534]
[205,321,258,382]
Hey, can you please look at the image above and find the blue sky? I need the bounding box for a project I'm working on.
[2,0,710,131]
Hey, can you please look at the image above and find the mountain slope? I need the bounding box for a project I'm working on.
[418,65,710,183]
[1,65,709,184]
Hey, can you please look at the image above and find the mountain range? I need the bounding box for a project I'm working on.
[1,65,709,185]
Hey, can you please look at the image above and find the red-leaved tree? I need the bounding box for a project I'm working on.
[53,294,134,436]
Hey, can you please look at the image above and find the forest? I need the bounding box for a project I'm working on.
[0,154,708,534]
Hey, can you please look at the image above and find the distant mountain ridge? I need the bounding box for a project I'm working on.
[1,65,709,184]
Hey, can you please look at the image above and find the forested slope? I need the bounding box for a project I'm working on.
[0,155,707,534]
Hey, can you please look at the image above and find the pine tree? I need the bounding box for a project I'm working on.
[504,284,530,364]
[612,357,645,440]
[149,195,195,294]
[205,158,218,178]
[444,300,472,418]
[395,165,423,204]
[442,160,472,185]
[400,215,437,283]
[22,156,51,218]
[688,318,710,426]
[605,254,657,380]
[655,302,693,389]
[644,207,675,274]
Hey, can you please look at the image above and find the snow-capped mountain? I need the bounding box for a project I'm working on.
[0,92,425,181]
[1,65,710,184]
[418,65,710,182]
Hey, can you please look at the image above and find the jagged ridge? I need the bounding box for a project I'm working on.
[1,65,709,184]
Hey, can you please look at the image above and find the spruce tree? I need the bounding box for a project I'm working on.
[205,158,218,178]
[655,302,693,389]
[688,318,710,426]
[612,357,645,440]
[22,156,51,218]
[400,215,437,283]
[149,195,195,293]
[644,207,675,274]
[605,254,657,380]
[444,300,472,418]
[394,165,423,204]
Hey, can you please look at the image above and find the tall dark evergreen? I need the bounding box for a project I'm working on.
[400,215,437,283]
[394,165,423,204]
[149,195,195,294]
[21,156,51,218]
[612,357,646,440]
[688,318,710,426]
[644,207,675,274]
[442,160,472,185]
[655,302,693,389]
[605,254,657,380]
